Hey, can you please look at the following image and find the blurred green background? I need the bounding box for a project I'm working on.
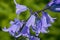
[0,0,60,40]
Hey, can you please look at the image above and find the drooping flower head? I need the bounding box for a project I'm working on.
[2,18,24,37]
[31,11,56,36]
[42,11,56,23]
[14,0,28,14]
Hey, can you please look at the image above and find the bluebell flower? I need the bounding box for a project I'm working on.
[47,0,60,12]
[42,11,56,23]
[21,15,36,37]
[2,19,24,37]
[40,11,56,32]
[32,11,56,36]
[25,15,36,27]
[14,0,28,14]
[32,18,49,36]
[29,36,40,40]
[15,15,36,38]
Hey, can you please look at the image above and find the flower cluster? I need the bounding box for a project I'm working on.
[2,0,60,40]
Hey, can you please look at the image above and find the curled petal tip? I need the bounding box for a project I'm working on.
[14,0,28,14]
[15,33,22,38]
[10,21,14,25]
[16,4,28,14]
[2,27,8,32]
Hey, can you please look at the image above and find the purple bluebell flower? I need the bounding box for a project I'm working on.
[2,19,24,37]
[33,18,49,36]
[21,15,36,37]
[29,36,40,40]
[42,11,56,23]
[32,11,56,36]
[40,11,56,32]
[15,15,36,38]
[14,0,28,14]
[47,0,60,12]
[25,15,36,27]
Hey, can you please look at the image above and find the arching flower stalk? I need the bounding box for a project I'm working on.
[2,0,57,40]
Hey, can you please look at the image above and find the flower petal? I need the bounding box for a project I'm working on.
[48,0,55,6]
[29,36,40,40]
[16,4,28,14]
[14,0,28,14]
[2,19,24,37]
[10,21,14,25]
[21,26,30,37]
[2,27,8,32]
[26,15,36,28]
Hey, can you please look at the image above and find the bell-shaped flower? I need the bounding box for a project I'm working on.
[15,15,36,38]
[40,11,55,32]
[34,19,49,36]
[32,11,56,36]
[39,12,56,34]
[42,11,56,23]
[14,0,28,14]
[25,15,36,27]
[22,15,35,37]
[2,19,24,37]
